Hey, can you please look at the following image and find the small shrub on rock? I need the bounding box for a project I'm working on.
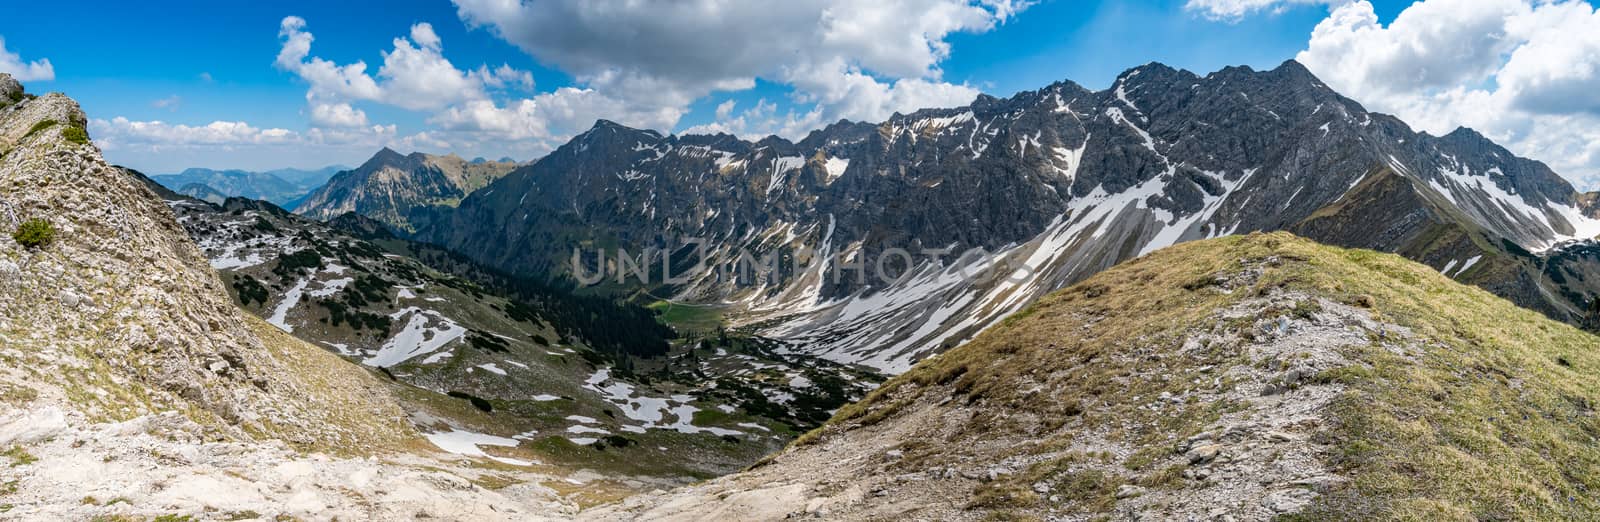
[13,218,56,249]
[62,126,89,145]
[23,119,56,140]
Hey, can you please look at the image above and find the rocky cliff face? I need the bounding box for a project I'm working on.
[294,149,518,231]
[416,60,1600,373]
[0,77,379,439]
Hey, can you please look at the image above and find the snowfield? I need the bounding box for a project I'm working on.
[363,307,468,367]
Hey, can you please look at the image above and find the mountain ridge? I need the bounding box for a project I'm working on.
[0,74,413,448]
[295,150,520,231]
[151,165,343,206]
[412,58,1600,373]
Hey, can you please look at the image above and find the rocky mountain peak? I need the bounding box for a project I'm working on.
[296,147,519,230]
[797,119,877,149]
[969,92,1003,109]
[1117,61,1186,84]
[1269,58,1317,79]
[585,118,662,140]
[0,73,22,104]
[361,146,415,169]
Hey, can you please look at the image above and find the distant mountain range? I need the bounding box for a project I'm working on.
[150,165,347,207]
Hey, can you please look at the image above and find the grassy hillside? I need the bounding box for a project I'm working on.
[244,316,419,453]
[860,232,1600,519]
[598,232,1600,520]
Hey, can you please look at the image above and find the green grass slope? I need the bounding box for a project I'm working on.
[856,232,1600,519]
[606,232,1600,521]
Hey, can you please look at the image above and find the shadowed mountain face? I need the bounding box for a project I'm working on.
[294,149,519,231]
[413,60,1600,373]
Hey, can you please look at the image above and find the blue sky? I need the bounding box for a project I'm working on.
[4,0,1595,190]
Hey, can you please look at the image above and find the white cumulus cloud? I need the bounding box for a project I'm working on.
[450,0,1027,139]
[1185,0,1342,20]
[89,116,448,172]
[308,102,370,128]
[274,17,531,114]
[1294,0,1600,189]
[103,3,1031,171]
[92,117,297,147]
[0,36,54,82]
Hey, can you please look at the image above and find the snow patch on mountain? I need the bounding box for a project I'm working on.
[823,157,850,184]
[424,428,532,467]
[266,277,311,332]
[363,308,467,367]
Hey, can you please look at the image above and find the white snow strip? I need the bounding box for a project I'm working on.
[265,277,311,333]
[307,277,353,298]
[362,308,468,368]
[567,425,610,435]
[582,368,745,436]
[1452,255,1482,278]
[766,156,805,197]
[210,252,265,270]
[425,429,531,466]
[1106,107,1155,152]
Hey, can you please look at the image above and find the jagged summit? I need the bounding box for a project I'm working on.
[362,145,415,168]
[1270,58,1316,76]
[584,118,665,139]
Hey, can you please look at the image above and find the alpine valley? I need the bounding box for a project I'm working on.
[3,50,1600,522]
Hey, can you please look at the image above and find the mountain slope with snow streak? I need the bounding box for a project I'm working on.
[418,60,1600,373]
